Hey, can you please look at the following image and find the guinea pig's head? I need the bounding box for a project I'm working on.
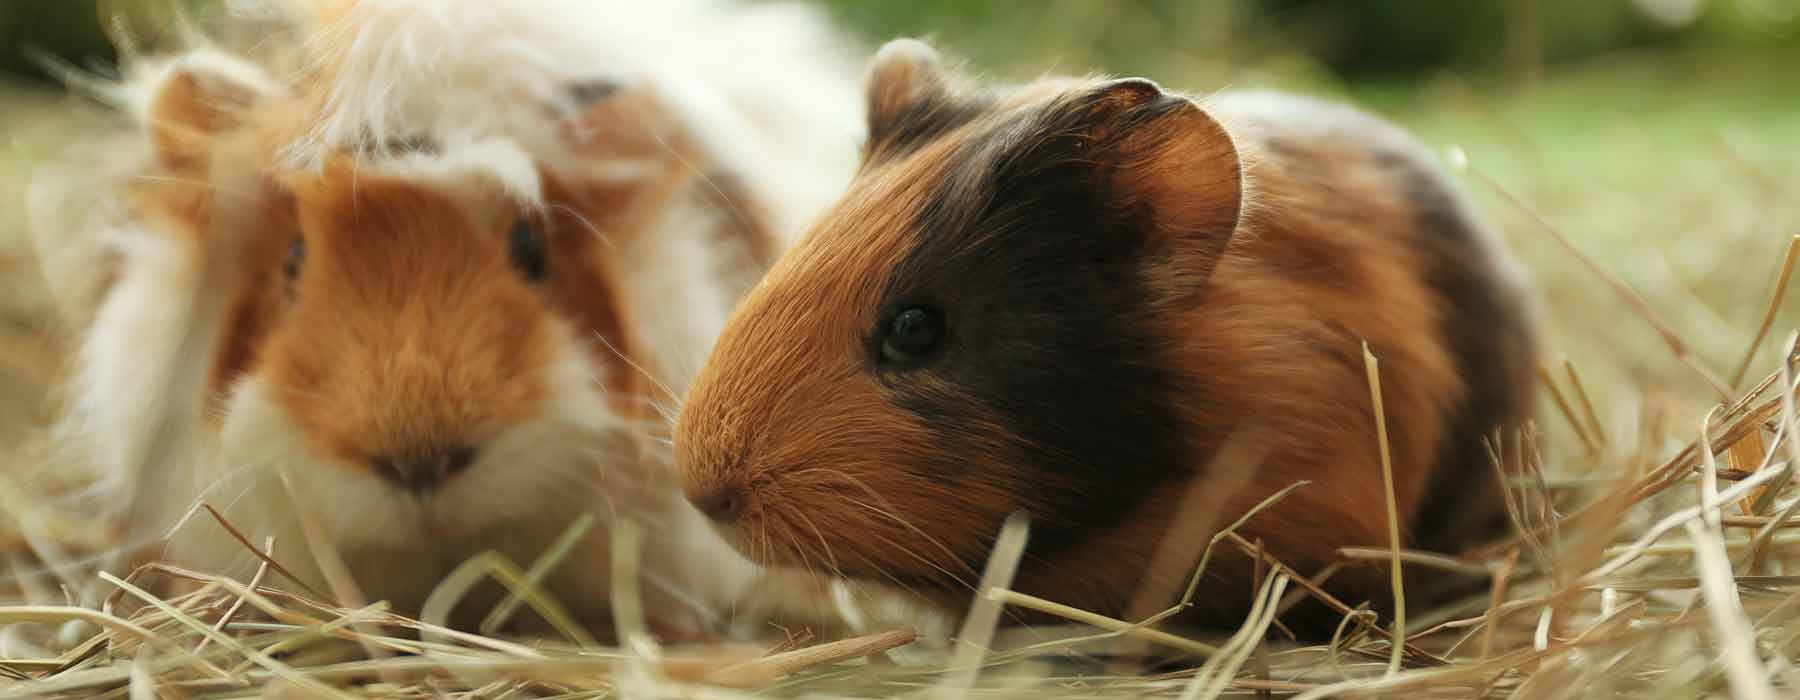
[131,55,715,558]
[217,157,640,547]
[676,39,1245,593]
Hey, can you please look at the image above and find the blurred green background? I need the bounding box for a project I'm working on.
[8,1,1799,90]
[6,2,1799,95]
[2,0,1799,456]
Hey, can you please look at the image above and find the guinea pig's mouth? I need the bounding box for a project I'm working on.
[689,487,862,577]
[687,495,782,565]
[410,503,461,537]
[683,471,992,594]
[712,524,810,572]
[216,356,652,554]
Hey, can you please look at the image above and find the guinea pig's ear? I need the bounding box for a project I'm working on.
[280,155,362,226]
[862,38,983,164]
[1056,78,1244,298]
[142,52,281,172]
[554,78,704,174]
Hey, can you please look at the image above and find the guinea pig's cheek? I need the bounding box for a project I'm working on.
[436,340,663,522]
[216,377,429,549]
[219,378,341,473]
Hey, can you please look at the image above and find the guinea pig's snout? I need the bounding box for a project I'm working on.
[686,483,745,523]
[370,446,478,495]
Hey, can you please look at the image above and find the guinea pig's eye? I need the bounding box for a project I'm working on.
[508,218,549,282]
[281,236,305,282]
[878,306,945,366]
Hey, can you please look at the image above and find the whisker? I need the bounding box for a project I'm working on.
[854,525,977,595]
[792,468,980,581]
[836,542,925,601]
[633,105,767,268]
[785,505,843,577]
[551,203,702,404]
[548,202,619,253]
[647,399,681,428]
[588,330,681,407]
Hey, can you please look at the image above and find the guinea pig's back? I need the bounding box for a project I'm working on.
[1206,88,1540,553]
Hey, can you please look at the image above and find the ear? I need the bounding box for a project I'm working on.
[861,38,985,164]
[1056,79,1245,298]
[143,52,280,172]
[279,155,349,252]
[555,78,701,172]
[281,154,354,205]
[866,39,949,139]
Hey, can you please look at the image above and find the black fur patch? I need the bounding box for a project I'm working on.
[1374,146,1534,552]
[864,90,998,167]
[873,94,1199,566]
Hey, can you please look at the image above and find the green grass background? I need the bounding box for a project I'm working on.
[3,0,1799,460]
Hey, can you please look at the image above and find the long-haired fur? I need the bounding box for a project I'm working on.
[30,0,870,634]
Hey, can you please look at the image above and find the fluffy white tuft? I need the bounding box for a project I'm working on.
[376,138,545,211]
[268,0,865,217]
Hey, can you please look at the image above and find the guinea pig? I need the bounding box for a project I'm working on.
[31,0,866,635]
[675,39,1540,634]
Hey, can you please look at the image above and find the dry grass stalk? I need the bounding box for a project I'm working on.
[1115,425,1270,665]
[1538,364,1598,453]
[1360,342,1407,677]
[1471,168,1733,400]
[984,589,1220,659]
[193,535,273,656]
[937,512,1029,700]
[1730,234,1800,388]
[1562,358,1608,449]
[194,503,320,600]
[707,629,917,688]
[1176,571,1288,700]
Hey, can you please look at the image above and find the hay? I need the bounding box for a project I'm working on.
[3,29,1800,700]
[4,214,1797,700]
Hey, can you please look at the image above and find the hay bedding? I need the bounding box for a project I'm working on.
[1,193,1797,699]
[0,31,1796,700]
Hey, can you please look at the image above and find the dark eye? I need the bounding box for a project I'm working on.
[508,218,548,281]
[282,236,304,282]
[879,306,945,366]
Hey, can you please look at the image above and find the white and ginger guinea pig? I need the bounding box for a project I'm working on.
[676,39,1540,635]
[35,0,868,638]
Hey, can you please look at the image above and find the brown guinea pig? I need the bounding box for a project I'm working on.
[30,0,867,635]
[675,39,1540,634]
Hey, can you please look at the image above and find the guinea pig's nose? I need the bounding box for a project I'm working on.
[371,446,478,494]
[688,485,744,523]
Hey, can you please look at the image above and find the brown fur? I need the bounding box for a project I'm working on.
[129,61,784,468]
[262,161,554,466]
[95,57,790,624]
[677,40,1539,635]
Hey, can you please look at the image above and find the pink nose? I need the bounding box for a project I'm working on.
[371,446,477,494]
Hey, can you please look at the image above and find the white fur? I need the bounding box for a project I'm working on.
[276,0,865,238]
[33,0,868,631]
[611,186,753,398]
[377,138,546,212]
[182,326,761,624]
[66,141,275,552]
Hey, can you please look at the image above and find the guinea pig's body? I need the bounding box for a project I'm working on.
[677,41,1539,633]
[32,0,865,634]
